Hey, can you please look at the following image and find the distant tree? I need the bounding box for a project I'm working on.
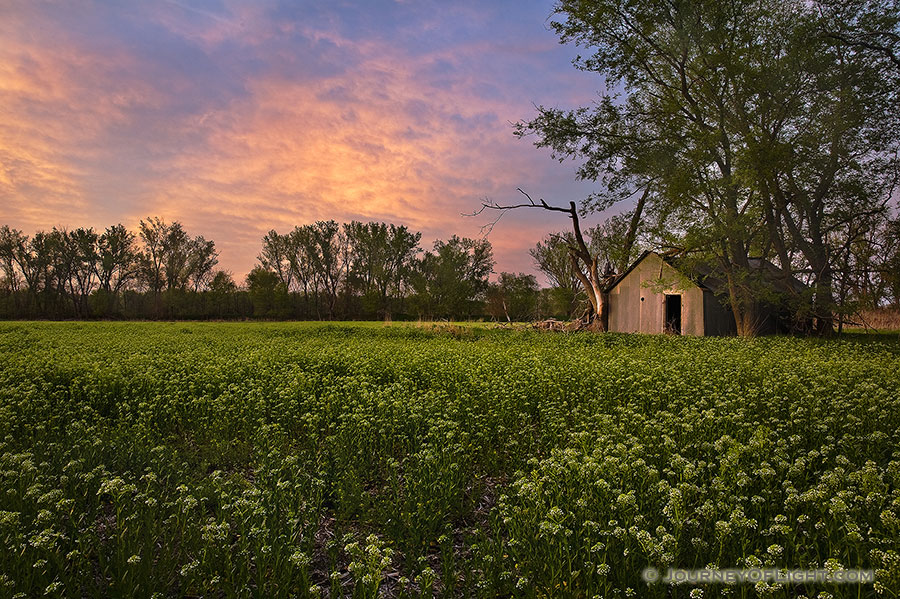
[92,224,136,317]
[209,270,237,294]
[385,225,423,317]
[138,218,167,296]
[0,226,25,298]
[345,221,421,318]
[63,228,100,317]
[187,236,218,291]
[44,228,73,315]
[344,221,388,315]
[530,232,585,319]
[162,222,192,291]
[486,272,540,322]
[411,236,494,320]
[307,220,349,319]
[207,270,238,318]
[259,230,294,289]
[287,225,318,316]
[20,231,55,315]
[246,266,288,318]
[97,224,136,294]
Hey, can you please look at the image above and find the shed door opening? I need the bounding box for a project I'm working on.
[665,294,682,335]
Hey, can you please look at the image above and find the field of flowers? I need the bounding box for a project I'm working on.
[0,322,898,598]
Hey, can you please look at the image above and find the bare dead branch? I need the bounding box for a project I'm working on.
[464,188,616,329]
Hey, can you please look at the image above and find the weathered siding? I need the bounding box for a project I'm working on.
[608,252,705,336]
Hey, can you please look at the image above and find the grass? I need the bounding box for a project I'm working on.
[847,309,900,333]
[0,322,898,598]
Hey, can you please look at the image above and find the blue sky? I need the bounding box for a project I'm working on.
[0,0,611,280]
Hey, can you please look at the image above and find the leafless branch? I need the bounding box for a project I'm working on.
[464,189,583,236]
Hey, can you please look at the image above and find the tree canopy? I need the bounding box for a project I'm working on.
[515,0,900,335]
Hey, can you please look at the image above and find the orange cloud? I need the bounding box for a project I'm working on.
[0,16,168,228]
[133,38,567,273]
[0,1,600,280]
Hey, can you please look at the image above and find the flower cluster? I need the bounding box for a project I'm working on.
[0,322,897,597]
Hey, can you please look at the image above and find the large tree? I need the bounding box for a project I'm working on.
[345,221,421,318]
[730,0,900,333]
[515,0,899,336]
[477,188,643,330]
[410,236,494,320]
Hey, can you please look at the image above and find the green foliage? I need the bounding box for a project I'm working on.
[0,323,898,597]
[246,267,290,318]
[517,0,900,334]
[486,273,540,322]
[409,236,494,320]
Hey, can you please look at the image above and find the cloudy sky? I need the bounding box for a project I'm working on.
[0,0,607,281]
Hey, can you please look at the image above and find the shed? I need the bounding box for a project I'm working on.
[606,251,805,336]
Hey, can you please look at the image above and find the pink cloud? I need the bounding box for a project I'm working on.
[0,1,602,282]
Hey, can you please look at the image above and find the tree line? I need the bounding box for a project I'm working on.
[249,221,499,321]
[0,218,559,322]
[528,216,900,330]
[2,209,897,325]
[0,219,219,319]
[506,0,900,335]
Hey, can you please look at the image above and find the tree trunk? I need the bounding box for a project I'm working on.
[726,279,762,337]
[812,265,835,336]
[721,242,763,337]
[595,288,609,331]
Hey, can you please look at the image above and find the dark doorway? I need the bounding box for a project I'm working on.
[665,294,682,334]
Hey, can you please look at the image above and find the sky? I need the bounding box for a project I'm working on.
[0,0,608,282]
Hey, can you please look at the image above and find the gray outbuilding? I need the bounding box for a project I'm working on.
[607,251,736,335]
[606,251,808,336]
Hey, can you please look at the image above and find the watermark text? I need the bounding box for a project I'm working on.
[642,567,874,585]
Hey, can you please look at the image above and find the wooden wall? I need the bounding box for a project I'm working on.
[608,252,706,336]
